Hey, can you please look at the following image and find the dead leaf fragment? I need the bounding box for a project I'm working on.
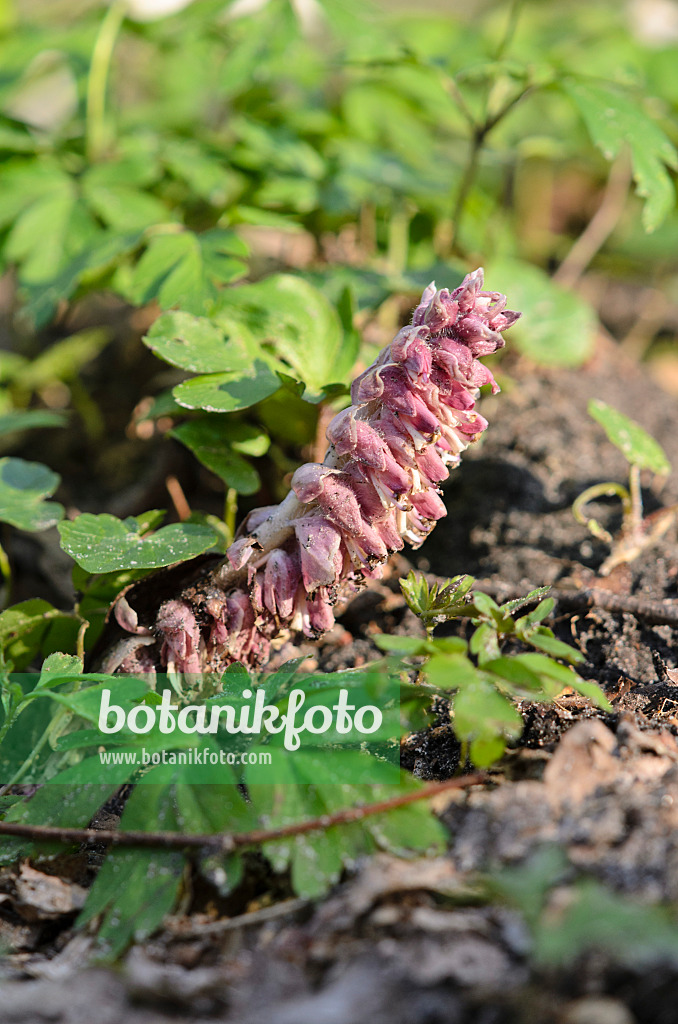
[14,863,88,920]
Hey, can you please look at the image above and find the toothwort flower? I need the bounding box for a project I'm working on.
[127,269,519,674]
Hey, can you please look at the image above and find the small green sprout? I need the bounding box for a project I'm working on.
[376,571,609,768]
[573,401,675,575]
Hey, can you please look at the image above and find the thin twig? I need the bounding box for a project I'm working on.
[165,475,191,522]
[449,84,533,255]
[553,152,632,289]
[165,898,310,938]
[0,773,487,852]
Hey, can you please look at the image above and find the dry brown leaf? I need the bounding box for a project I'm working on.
[14,863,88,920]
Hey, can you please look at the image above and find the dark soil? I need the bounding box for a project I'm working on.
[2,341,678,1023]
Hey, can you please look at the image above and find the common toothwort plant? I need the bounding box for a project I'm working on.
[115,269,520,675]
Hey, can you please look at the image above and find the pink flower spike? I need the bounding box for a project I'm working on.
[132,268,520,674]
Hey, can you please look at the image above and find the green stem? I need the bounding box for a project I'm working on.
[628,464,644,537]
[224,487,238,543]
[450,128,484,255]
[387,205,412,277]
[572,481,631,544]
[86,0,127,162]
[448,82,532,256]
[0,539,11,609]
[494,0,523,60]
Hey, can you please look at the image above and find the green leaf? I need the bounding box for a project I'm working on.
[78,777,184,958]
[500,587,552,615]
[453,677,523,757]
[129,230,247,314]
[170,418,268,494]
[588,400,671,474]
[17,329,110,391]
[523,627,584,663]
[0,457,63,531]
[484,656,548,697]
[0,755,128,864]
[6,184,76,283]
[487,259,597,367]
[469,622,501,665]
[567,677,612,711]
[83,181,171,233]
[214,274,345,394]
[173,363,282,413]
[0,599,59,668]
[563,80,678,232]
[37,652,82,685]
[372,634,431,655]
[143,310,255,374]
[469,735,507,767]
[533,879,678,967]
[58,513,218,572]
[0,410,67,436]
[424,652,477,691]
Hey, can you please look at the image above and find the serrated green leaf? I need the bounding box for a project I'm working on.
[0,457,63,531]
[78,777,184,958]
[173,363,282,413]
[37,652,82,685]
[588,400,670,474]
[83,181,171,233]
[6,185,76,283]
[563,80,678,232]
[129,230,247,314]
[143,310,255,374]
[58,513,218,572]
[214,274,346,394]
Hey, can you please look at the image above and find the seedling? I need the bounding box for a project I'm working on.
[573,400,674,575]
[377,570,609,768]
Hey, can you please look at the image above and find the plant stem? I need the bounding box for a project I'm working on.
[448,84,533,256]
[628,463,644,537]
[387,204,412,277]
[449,128,484,255]
[224,487,238,543]
[0,539,11,608]
[553,152,632,289]
[572,481,631,543]
[86,0,127,162]
[0,773,488,850]
[494,0,523,60]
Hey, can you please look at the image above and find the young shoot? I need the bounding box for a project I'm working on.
[574,400,674,575]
